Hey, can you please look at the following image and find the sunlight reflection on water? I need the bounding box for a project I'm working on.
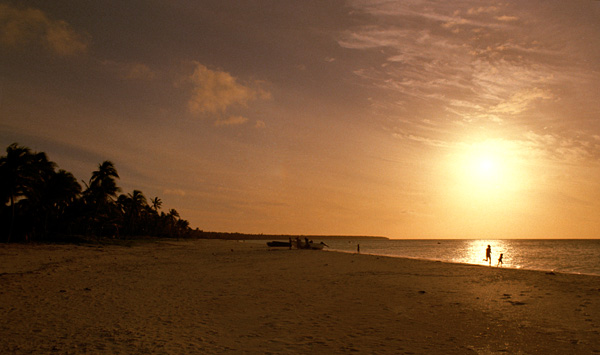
[458,240,512,268]
[312,238,600,275]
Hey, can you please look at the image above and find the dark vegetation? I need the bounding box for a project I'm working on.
[0,143,388,244]
[0,143,192,243]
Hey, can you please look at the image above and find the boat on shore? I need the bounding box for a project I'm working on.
[266,241,292,248]
[304,241,328,250]
[266,240,328,250]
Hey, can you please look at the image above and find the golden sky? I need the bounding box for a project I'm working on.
[1,0,599,238]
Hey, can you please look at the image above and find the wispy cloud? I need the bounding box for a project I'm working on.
[187,62,271,116]
[214,116,267,128]
[214,115,249,127]
[495,15,519,22]
[467,6,499,15]
[340,0,600,165]
[0,3,88,56]
[491,87,553,115]
[340,2,554,108]
[524,131,600,163]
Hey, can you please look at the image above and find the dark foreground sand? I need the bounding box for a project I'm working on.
[1,239,599,354]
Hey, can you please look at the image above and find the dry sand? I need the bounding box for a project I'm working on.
[1,239,599,354]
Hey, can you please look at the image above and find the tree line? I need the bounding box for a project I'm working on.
[0,143,192,243]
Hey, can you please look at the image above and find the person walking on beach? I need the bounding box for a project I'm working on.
[497,253,503,267]
[485,245,492,266]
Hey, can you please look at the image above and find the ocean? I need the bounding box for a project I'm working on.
[314,238,600,276]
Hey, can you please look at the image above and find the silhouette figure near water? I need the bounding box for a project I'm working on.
[485,245,492,266]
[497,253,503,267]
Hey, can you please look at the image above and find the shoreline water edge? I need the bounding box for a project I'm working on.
[256,238,600,277]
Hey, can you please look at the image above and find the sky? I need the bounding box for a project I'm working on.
[1,0,600,239]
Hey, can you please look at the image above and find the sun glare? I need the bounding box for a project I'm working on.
[472,156,498,181]
[446,139,527,203]
[433,137,541,237]
[478,158,495,175]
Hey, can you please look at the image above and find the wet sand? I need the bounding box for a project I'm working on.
[1,239,599,354]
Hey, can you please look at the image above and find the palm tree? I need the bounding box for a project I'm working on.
[0,144,79,241]
[166,208,179,238]
[41,169,81,237]
[87,161,120,202]
[0,143,34,241]
[0,144,57,241]
[49,170,81,211]
[84,161,121,236]
[175,218,190,238]
[167,208,179,220]
[1,143,195,242]
[150,197,162,212]
[125,190,147,235]
[26,151,57,239]
[146,197,162,236]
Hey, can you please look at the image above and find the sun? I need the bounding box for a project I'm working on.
[469,153,501,184]
[478,157,496,176]
[447,139,524,201]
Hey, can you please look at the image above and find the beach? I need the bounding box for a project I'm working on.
[1,239,599,354]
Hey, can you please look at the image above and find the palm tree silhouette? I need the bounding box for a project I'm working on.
[167,208,180,237]
[0,144,34,242]
[150,197,162,212]
[118,190,147,235]
[23,151,57,240]
[43,169,81,237]
[84,161,121,236]
[87,161,120,201]
[1,143,194,242]
[0,144,57,241]
[0,144,82,241]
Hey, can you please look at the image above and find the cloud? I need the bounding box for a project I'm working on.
[392,132,450,148]
[214,115,249,127]
[496,15,519,22]
[442,18,468,29]
[467,6,499,15]
[0,3,88,55]
[339,0,571,136]
[523,131,599,163]
[339,0,600,172]
[491,87,553,115]
[187,62,270,115]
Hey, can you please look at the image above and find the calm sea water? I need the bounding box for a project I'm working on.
[314,239,600,276]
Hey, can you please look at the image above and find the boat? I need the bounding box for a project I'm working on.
[267,241,291,248]
[299,241,329,250]
[306,241,328,250]
[267,240,329,250]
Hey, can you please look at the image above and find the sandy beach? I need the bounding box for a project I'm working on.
[1,239,599,354]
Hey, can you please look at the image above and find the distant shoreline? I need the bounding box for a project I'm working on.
[192,231,389,241]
